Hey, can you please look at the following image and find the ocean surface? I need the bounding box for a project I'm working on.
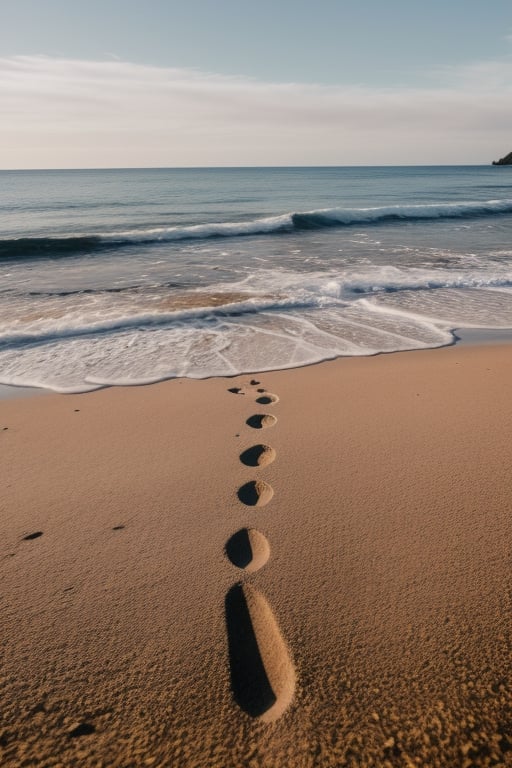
[1,166,511,393]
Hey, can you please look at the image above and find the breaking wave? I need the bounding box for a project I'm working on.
[2,199,512,261]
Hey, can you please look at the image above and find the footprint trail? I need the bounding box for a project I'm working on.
[224,380,296,722]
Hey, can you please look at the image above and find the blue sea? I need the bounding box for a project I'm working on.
[1,166,511,392]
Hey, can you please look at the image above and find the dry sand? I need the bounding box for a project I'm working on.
[2,343,512,767]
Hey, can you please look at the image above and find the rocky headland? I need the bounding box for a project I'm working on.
[492,151,512,165]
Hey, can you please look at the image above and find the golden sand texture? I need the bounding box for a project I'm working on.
[2,344,512,766]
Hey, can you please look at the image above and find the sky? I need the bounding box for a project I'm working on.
[1,0,512,168]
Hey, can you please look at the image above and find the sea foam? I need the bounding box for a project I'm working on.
[1,264,512,392]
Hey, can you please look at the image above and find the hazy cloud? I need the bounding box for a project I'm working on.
[1,55,511,168]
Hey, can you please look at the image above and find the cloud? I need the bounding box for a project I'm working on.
[1,55,511,168]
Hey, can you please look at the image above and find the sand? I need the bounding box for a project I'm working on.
[2,343,512,767]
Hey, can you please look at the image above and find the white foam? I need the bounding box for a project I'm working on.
[99,213,294,242]
[1,264,511,392]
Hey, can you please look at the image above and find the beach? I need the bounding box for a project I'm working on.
[2,341,512,767]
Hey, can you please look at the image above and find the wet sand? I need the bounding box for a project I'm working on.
[2,343,512,767]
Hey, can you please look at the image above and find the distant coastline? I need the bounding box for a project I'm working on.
[492,151,512,166]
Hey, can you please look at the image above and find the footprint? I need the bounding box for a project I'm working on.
[68,722,95,738]
[23,531,43,541]
[228,387,244,395]
[238,480,274,507]
[250,379,260,386]
[240,444,276,468]
[225,528,270,572]
[225,583,296,722]
[256,393,279,406]
[246,414,277,430]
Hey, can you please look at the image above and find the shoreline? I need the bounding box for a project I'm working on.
[2,325,512,401]
[2,341,512,766]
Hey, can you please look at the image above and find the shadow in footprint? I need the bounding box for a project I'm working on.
[238,480,273,507]
[226,529,253,569]
[240,444,276,467]
[246,414,277,430]
[225,528,270,572]
[228,387,244,395]
[225,584,276,718]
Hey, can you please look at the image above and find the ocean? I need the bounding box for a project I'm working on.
[1,166,511,393]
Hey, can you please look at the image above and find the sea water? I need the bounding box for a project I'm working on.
[1,166,511,392]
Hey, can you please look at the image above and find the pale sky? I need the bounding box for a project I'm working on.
[1,0,512,168]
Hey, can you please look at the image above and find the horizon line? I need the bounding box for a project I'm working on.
[0,163,496,172]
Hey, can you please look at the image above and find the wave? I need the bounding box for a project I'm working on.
[25,281,187,298]
[0,296,322,349]
[2,199,512,261]
[2,268,512,350]
[0,236,102,260]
